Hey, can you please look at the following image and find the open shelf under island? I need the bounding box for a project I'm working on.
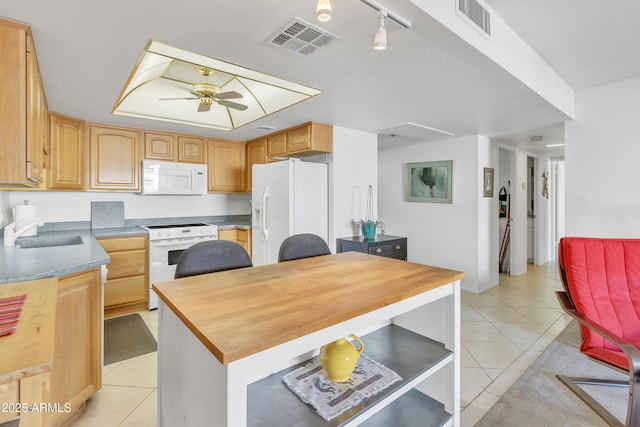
[153,251,464,427]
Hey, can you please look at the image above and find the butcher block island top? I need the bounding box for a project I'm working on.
[152,251,464,364]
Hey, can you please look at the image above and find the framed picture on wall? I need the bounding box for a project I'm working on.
[406,160,453,203]
[484,167,494,197]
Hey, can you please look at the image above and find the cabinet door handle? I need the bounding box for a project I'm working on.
[376,248,382,253]
[395,245,401,250]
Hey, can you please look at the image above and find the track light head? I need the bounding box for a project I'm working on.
[373,12,387,50]
[316,0,332,22]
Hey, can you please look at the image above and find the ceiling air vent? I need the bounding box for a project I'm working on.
[266,17,340,56]
[457,0,491,36]
[377,122,455,142]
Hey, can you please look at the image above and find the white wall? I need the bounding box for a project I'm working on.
[378,135,498,293]
[329,126,378,251]
[565,77,640,237]
[2,191,251,223]
[509,149,528,276]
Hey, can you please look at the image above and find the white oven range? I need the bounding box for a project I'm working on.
[140,223,218,309]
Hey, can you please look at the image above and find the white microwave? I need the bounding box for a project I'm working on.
[142,160,208,195]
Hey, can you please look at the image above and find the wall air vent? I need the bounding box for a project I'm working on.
[457,0,491,36]
[266,17,340,56]
[377,122,455,142]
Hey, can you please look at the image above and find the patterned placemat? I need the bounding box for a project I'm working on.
[282,355,402,421]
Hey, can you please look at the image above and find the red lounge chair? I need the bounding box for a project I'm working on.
[556,237,640,427]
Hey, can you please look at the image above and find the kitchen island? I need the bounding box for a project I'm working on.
[153,251,464,426]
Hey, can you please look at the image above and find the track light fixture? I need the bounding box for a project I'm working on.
[316,0,332,22]
[360,0,411,50]
[373,12,387,50]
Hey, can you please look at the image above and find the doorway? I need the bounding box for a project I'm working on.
[527,156,535,263]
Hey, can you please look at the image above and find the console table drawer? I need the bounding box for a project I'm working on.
[336,235,407,261]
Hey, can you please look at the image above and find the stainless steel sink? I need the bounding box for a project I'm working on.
[16,235,83,249]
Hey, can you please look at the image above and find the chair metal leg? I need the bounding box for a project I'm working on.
[557,374,627,427]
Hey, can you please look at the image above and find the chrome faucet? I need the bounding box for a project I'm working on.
[3,218,45,246]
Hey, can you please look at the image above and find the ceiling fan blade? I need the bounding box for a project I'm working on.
[218,100,248,111]
[197,102,211,112]
[215,91,243,100]
[190,91,205,98]
[159,97,199,101]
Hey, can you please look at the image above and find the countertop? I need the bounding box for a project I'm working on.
[153,251,465,364]
[0,229,110,284]
[0,216,252,284]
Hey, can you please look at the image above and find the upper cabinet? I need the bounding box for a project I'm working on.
[245,138,267,193]
[89,125,141,191]
[144,132,206,163]
[0,18,48,187]
[49,112,86,190]
[177,136,205,163]
[266,122,332,159]
[207,139,246,193]
[144,132,174,161]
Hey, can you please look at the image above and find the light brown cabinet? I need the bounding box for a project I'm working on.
[246,138,268,192]
[219,228,252,257]
[0,278,57,427]
[50,268,102,426]
[144,133,206,163]
[89,125,141,191]
[98,235,148,318]
[49,112,85,190]
[178,135,206,163]
[207,139,246,192]
[144,131,174,161]
[267,132,287,157]
[26,34,48,185]
[265,122,332,159]
[0,18,48,188]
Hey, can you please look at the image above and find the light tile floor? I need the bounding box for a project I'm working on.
[73,261,569,426]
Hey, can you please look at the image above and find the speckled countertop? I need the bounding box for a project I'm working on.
[0,215,251,284]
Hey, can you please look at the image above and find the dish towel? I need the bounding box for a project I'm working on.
[282,355,402,421]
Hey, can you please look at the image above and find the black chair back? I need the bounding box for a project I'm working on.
[174,240,252,279]
[278,233,331,262]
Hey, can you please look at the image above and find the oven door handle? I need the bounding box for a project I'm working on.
[149,238,211,248]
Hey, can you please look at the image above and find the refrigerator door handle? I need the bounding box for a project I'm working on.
[262,186,269,241]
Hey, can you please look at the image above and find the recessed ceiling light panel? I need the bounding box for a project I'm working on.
[112,40,322,131]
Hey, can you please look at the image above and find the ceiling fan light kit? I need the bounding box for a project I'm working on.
[316,0,332,22]
[112,40,321,131]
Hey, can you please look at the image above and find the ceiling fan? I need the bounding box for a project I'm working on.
[160,67,248,112]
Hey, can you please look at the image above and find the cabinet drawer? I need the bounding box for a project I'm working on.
[99,236,146,252]
[237,229,248,243]
[106,250,146,279]
[368,243,407,260]
[218,229,237,241]
[104,275,147,307]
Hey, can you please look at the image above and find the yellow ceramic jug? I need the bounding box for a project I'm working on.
[319,334,365,382]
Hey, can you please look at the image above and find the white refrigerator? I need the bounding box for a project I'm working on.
[251,159,329,266]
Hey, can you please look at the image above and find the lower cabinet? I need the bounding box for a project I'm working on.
[98,235,148,318]
[49,268,102,426]
[219,228,252,258]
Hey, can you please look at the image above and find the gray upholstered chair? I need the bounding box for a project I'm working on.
[174,240,252,279]
[278,233,331,262]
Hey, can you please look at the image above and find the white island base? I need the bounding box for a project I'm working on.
[157,279,460,426]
